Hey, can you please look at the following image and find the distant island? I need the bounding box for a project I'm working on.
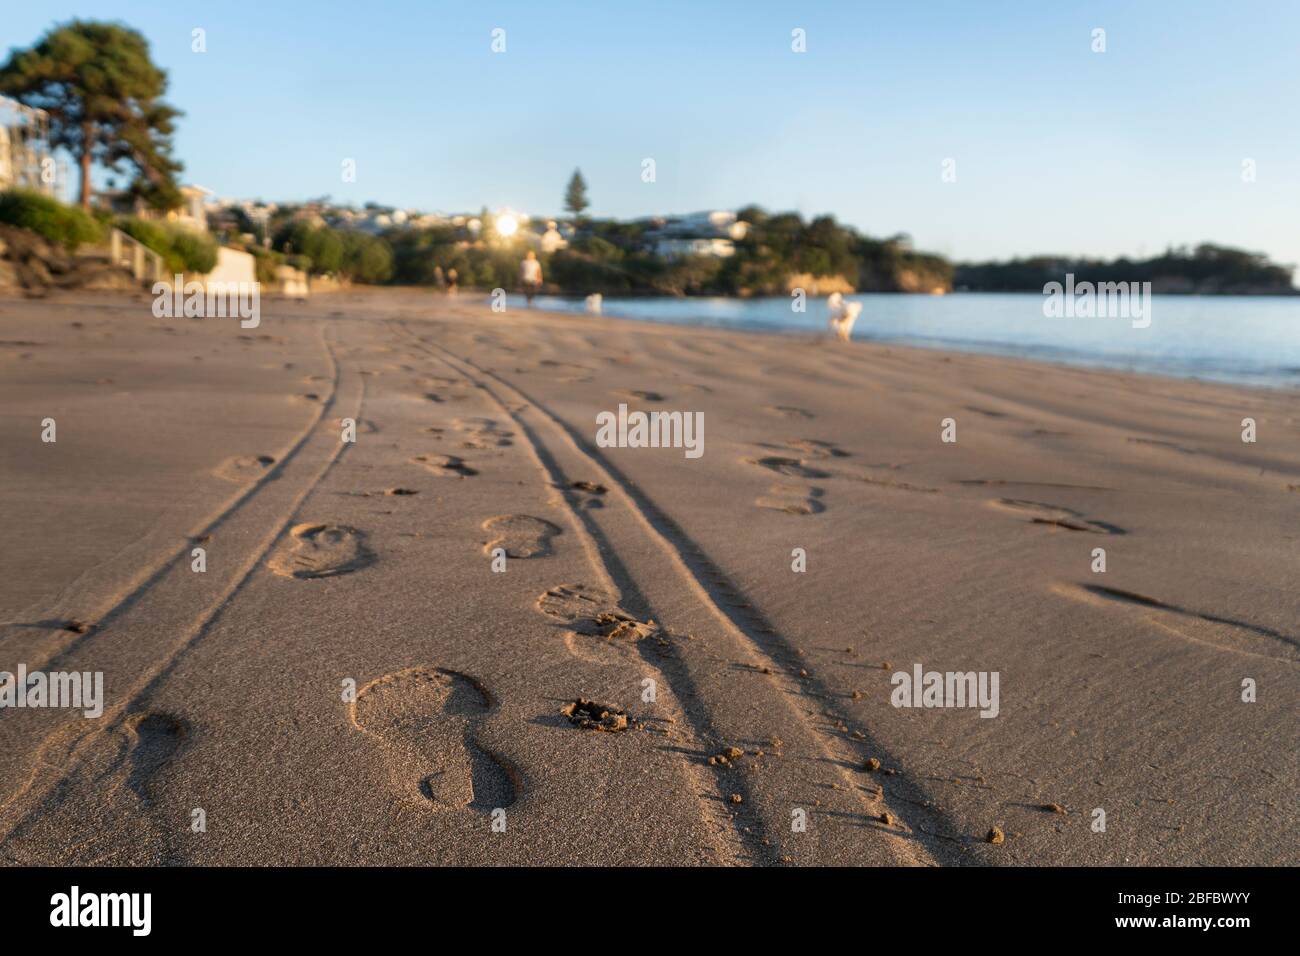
[953,245,1297,296]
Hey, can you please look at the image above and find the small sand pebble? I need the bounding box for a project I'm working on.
[863,757,881,772]
[986,827,1005,845]
[1042,803,1067,815]
[729,793,743,804]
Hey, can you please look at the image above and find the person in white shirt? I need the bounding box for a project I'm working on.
[520,251,543,305]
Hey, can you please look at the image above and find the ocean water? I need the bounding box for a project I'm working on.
[510,292,1300,389]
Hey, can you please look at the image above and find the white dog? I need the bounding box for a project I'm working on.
[826,292,862,342]
[585,293,603,315]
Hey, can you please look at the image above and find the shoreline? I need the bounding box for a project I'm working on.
[10,286,1300,395]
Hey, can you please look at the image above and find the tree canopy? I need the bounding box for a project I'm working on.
[0,20,183,211]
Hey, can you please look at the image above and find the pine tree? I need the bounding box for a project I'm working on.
[564,169,589,219]
[0,20,183,211]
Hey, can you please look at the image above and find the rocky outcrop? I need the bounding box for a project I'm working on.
[0,225,140,295]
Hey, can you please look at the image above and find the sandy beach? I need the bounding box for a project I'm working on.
[0,287,1295,867]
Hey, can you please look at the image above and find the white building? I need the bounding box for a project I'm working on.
[646,210,749,258]
[654,237,736,259]
[0,96,56,195]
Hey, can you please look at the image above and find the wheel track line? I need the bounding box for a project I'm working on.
[392,321,751,864]
[400,322,955,866]
[1,323,343,677]
[0,327,365,845]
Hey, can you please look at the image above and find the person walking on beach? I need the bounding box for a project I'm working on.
[520,250,543,305]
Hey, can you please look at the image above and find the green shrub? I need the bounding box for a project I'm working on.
[118,217,218,274]
[0,189,104,251]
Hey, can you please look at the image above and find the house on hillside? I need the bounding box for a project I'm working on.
[646,209,750,259]
[0,95,59,196]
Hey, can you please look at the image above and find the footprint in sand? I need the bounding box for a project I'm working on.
[268,523,374,578]
[566,480,608,509]
[482,515,561,558]
[745,456,832,479]
[213,454,276,483]
[756,483,826,515]
[125,713,190,803]
[765,405,815,419]
[536,584,656,663]
[2,711,190,863]
[335,417,379,435]
[758,439,849,460]
[987,498,1124,534]
[350,668,516,810]
[1051,582,1299,664]
[453,417,514,449]
[411,453,478,477]
[616,389,666,403]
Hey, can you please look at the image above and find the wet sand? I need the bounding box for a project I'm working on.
[0,287,1295,865]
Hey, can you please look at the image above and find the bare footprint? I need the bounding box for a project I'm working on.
[411,454,478,477]
[213,454,275,483]
[745,456,832,479]
[125,712,190,803]
[350,668,516,810]
[756,483,826,515]
[1051,582,1298,663]
[987,498,1124,534]
[482,515,561,558]
[453,417,514,449]
[268,523,375,578]
[536,584,656,662]
[765,405,815,419]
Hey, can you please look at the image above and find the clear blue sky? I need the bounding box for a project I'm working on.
[6,0,1299,269]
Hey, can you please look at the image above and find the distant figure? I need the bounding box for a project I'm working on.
[585,293,603,315]
[433,265,445,289]
[520,250,543,305]
[446,267,458,296]
[827,292,862,343]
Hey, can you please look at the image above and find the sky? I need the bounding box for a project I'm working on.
[5,0,1300,269]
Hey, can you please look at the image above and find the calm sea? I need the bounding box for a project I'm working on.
[512,292,1300,389]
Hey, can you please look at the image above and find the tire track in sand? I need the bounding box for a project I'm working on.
[0,327,366,860]
[395,321,966,866]
[0,323,344,678]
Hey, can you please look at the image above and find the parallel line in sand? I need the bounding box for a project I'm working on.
[0,323,343,677]
[398,320,967,866]
[391,321,750,865]
[0,326,365,844]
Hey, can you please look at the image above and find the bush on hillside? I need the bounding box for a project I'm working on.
[118,217,218,274]
[0,189,104,251]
